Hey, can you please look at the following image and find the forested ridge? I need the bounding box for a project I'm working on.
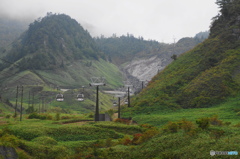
[95,32,208,65]
[1,13,105,70]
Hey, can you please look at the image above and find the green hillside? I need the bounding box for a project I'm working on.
[0,59,122,114]
[131,0,240,112]
[0,13,123,114]
[2,1,240,158]
[0,13,105,71]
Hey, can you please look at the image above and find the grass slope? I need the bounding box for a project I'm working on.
[130,94,240,127]
[132,38,240,112]
[132,1,240,112]
[1,100,240,159]
[0,58,122,114]
[35,59,123,89]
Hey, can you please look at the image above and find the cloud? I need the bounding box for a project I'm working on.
[0,0,219,43]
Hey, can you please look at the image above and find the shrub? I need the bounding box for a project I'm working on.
[28,112,47,120]
[46,114,53,120]
[106,109,115,120]
[132,128,159,145]
[163,121,179,133]
[0,127,11,137]
[210,129,225,142]
[209,115,223,126]
[114,118,131,124]
[28,112,39,119]
[20,142,68,159]
[186,128,199,137]
[17,149,32,159]
[123,138,131,145]
[119,135,131,145]
[224,121,231,126]
[233,123,240,127]
[236,112,240,116]
[32,136,58,146]
[179,119,194,133]
[131,133,143,145]
[12,113,17,118]
[105,138,115,147]
[61,116,71,120]
[88,113,94,118]
[5,114,11,119]
[0,134,20,148]
[196,117,210,129]
[140,124,154,129]
[55,113,60,121]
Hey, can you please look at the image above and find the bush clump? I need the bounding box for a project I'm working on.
[32,136,58,146]
[28,113,46,120]
[209,115,223,126]
[163,121,179,133]
[5,114,11,119]
[196,117,210,129]
[28,113,53,120]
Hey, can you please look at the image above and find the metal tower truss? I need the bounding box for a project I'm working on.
[90,77,106,86]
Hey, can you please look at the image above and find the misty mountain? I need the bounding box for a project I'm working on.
[1,13,105,71]
[0,12,210,91]
[0,17,27,49]
[0,13,122,91]
[95,31,209,84]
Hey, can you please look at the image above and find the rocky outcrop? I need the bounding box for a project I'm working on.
[124,55,170,81]
[0,146,18,159]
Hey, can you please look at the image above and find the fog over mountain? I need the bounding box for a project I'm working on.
[0,0,218,43]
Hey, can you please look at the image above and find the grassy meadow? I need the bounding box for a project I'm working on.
[0,93,240,158]
[131,95,240,127]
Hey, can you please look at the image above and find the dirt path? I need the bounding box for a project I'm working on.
[62,120,93,125]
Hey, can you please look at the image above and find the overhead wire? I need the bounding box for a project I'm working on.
[0,56,101,106]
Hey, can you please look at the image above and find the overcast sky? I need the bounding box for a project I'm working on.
[0,0,219,43]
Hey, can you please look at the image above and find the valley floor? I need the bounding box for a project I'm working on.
[0,95,240,158]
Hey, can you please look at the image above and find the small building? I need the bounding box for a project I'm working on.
[95,113,111,121]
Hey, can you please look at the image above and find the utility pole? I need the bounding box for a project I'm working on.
[115,94,123,118]
[118,97,120,118]
[89,77,106,121]
[140,80,148,90]
[124,81,133,108]
[20,86,23,121]
[96,85,99,121]
[82,86,85,92]
[128,87,130,107]
[15,86,19,117]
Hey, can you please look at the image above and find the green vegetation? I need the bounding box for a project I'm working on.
[0,101,240,158]
[131,0,240,111]
[2,13,104,70]
[95,32,207,65]
[1,1,240,158]
[34,58,123,88]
